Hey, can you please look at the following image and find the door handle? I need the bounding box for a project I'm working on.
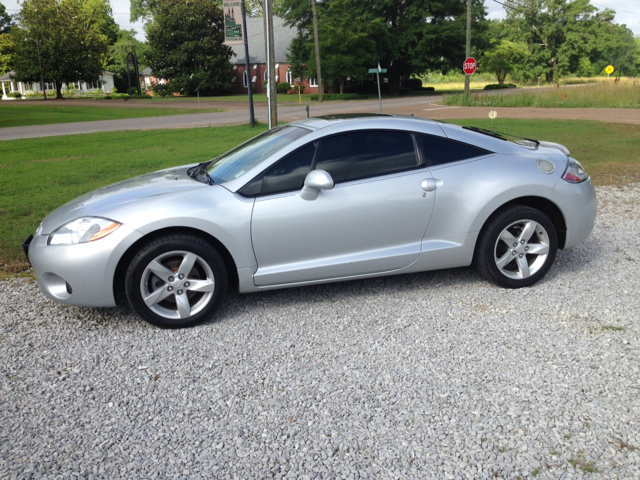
[421,178,437,192]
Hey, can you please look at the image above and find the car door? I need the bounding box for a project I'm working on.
[249,130,436,287]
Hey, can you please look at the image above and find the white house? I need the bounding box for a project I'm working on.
[1,71,115,99]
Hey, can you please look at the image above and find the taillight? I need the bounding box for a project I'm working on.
[562,158,587,183]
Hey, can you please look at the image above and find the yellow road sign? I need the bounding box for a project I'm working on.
[605,65,614,75]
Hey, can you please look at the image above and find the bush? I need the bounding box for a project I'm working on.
[407,78,423,91]
[102,93,131,100]
[399,87,411,95]
[129,94,152,99]
[277,82,291,94]
[111,87,118,94]
[484,83,516,90]
[309,93,368,101]
[11,92,22,99]
[153,83,172,97]
[421,86,435,92]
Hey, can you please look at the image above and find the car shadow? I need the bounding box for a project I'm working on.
[78,233,604,330]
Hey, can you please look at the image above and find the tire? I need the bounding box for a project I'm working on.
[125,234,227,328]
[475,206,558,288]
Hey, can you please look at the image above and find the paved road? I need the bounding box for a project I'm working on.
[0,96,443,141]
[2,90,639,141]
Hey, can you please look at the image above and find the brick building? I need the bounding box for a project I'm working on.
[230,16,321,95]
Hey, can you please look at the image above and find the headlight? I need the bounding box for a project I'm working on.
[562,158,588,183]
[48,217,122,245]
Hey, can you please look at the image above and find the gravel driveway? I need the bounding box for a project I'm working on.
[1,185,639,480]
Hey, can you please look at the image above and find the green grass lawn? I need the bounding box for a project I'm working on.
[0,103,224,129]
[442,81,640,108]
[0,119,638,277]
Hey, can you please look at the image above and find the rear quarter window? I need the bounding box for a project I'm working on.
[420,134,490,167]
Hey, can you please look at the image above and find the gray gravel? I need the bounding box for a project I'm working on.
[1,184,639,480]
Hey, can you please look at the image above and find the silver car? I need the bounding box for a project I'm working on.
[24,115,597,328]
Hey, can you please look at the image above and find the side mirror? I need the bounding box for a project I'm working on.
[300,169,334,201]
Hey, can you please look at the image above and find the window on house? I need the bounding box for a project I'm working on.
[286,70,293,85]
[243,70,248,88]
[309,78,318,87]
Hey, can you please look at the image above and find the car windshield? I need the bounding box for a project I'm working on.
[206,125,311,184]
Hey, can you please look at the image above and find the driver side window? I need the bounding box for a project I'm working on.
[241,143,317,196]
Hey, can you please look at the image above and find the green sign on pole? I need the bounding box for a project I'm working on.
[370,63,387,113]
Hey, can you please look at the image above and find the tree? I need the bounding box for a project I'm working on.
[0,33,12,75]
[11,0,110,98]
[0,2,14,34]
[285,32,309,84]
[277,0,489,94]
[499,0,637,82]
[145,0,234,96]
[304,0,384,93]
[105,28,148,92]
[482,40,529,84]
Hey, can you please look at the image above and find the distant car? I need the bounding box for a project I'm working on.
[23,115,596,328]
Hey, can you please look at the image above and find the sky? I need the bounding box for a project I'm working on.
[3,0,640,40]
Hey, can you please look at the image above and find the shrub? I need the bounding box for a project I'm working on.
[484,83,516,90]
[105,93,131,100]
[153,83,171,97]
[407,78,423,91]
[111,87,118,94]
[129,94,152,99]
[11,92,22,99]
[399,87,411,95]
[421,86,435,92]
[309,93,368,101]
[277,82,291,94]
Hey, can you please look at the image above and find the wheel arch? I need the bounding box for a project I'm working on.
[473,196,567,262]
[113,226,240,306]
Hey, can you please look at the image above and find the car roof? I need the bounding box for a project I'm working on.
[291,114,444,131]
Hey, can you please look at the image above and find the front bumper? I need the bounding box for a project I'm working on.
[28,224,143,307]
[546,176,597,250]
[22,234,33,264]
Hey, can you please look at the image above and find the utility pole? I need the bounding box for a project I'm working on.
[241,0,255,126]
[464,0,472,97]
[311,0,323,102]
[265,0,277,128]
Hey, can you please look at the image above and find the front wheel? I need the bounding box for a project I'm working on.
[125,234,227,328]
[475,206,558,288]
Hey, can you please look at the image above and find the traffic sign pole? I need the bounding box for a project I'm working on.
[369,65,387,113]
[464,0,471,97]
[377,72,382,113]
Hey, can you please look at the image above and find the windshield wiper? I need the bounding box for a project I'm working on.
[462,126,540,147]
[188,162,215,185]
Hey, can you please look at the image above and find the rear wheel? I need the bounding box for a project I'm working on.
[475,206,558,288]
[125,235,227,328]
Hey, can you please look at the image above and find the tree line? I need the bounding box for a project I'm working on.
[0,0,638,99]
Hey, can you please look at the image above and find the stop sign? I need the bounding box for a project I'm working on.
[463,57,477,75]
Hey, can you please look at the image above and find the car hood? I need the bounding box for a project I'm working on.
[40,166,208,234]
